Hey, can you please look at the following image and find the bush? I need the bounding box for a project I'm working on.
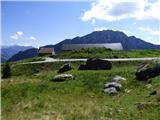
[2,62,11,78]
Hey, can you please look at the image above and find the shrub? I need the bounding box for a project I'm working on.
[2,62,11,78]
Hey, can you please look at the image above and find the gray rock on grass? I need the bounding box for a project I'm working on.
[58,63,73,73]
[104,76,125,95]
[104,82,122,91]
[104,87,118,95]
[52,74,73,82]
[78,58,112,70]
[135,64,160,81]
[136,103,145,110]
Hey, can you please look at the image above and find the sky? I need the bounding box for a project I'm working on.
[1,0,160,48]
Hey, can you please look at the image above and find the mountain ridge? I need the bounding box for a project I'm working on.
[1,45,33,62]
[43,30,160,53]
[8,48,38,62]
[8,30,160,62]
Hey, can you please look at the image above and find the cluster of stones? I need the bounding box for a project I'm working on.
[104,76,126,95]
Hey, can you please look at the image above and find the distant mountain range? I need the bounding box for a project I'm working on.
[8,48,38,62]
[1,45,33,62]
[4,30,160,62]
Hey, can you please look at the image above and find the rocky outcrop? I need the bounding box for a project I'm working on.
[104,76,126,95]
[78,58,112,70]
[136,64,160,81]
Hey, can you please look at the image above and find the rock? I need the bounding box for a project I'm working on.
[58,63,72,73]
[104,76,124,95]
[104,87,118,95]
[146,84,152,89]
[135,64,160,81]
[135,102,159,110]
[147,80,152,84]
[52,74,73,82]
[113,55,119,58]
[112,75,126,83]
[78,58,112,70]
[78,64,86,70]
[107,48,112,51]
[125,89,131,93]
[150,90,157,95]
[136,103,145,110]
[104,82,122,91]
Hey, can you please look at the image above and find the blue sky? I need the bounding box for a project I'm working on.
[1,0,160,47]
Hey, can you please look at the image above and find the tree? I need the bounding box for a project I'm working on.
[2,62,11,78]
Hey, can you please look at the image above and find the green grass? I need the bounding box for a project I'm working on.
[1,61,160,120]
[15,57,44,63]
[55,47,160,59]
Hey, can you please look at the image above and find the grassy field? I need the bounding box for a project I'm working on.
[55,48,160,59]
[1,60,160,120]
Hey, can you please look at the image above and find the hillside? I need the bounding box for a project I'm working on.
[1,54,8,63]
[8,47,160,62]
[8,48,38,62]
[56,47,160,59]
[1,60,160,119]
[1,45,33,62]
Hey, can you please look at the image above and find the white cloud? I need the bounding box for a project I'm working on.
[10,31,36,40]
[29,36,36,40]
[139,27,160,35]
[91,19,96,24]
[120,30,131,35]
[94,27,107,31]
[81,0,160,22]
[145,37,160,45]
[10,31,23,40]
[16,31,23,36]
[10,34,18,39]
[94,27,131,35]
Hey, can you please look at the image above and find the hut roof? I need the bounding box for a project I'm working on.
[62,43,123,50]
[38,48,55,54]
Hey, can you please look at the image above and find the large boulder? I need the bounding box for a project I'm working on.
[78,58,112,70]
[58,63,72,73]
[52,74,73,82]
[78,64,86,70]
[136,64,160,81]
